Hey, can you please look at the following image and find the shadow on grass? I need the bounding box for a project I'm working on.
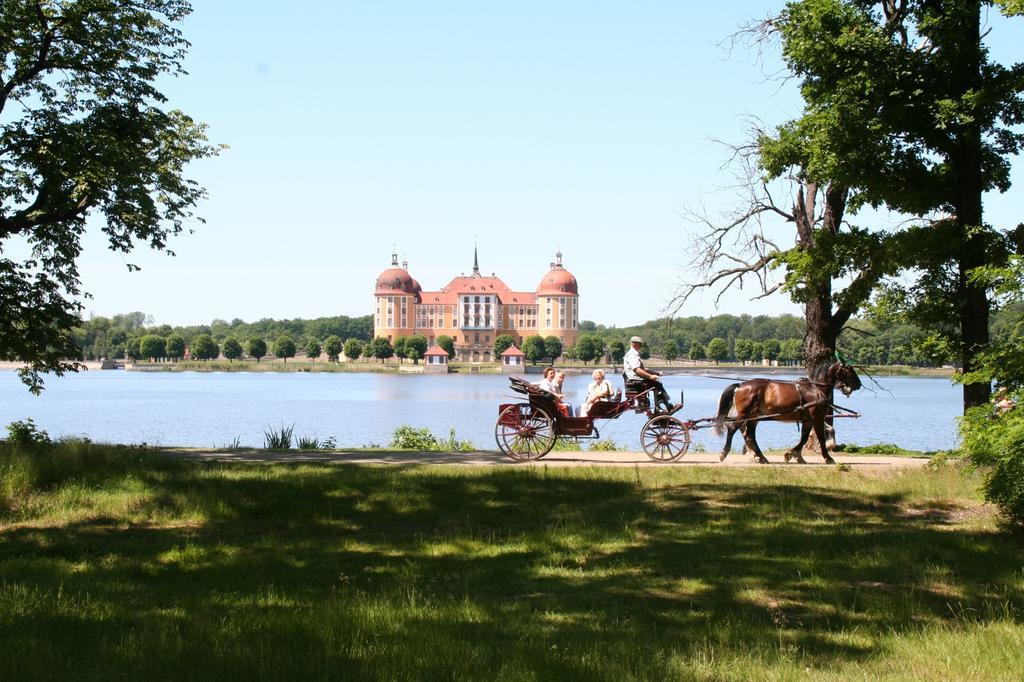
[1,459,1021,679]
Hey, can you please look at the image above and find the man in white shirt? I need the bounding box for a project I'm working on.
[624,335,678,414]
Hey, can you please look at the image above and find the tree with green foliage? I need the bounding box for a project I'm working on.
[609,340,626,364]
[247,338,267,363]
[544,336,562,363]
[406,335,428,364]
[191,334,218,361]
[392,337,408,364]
[734,338,753,363]
[493,334,516,358]
[367,337,394,363]
[562,345,578,362]
[342,338,362,362]
[139,335,166,362]
[325,335,343,362]
[304,338,321,362]
[959,256,1024,527]
[125,337,141,361]
[639,343,651,361]
[165,335,185,362]
[706,337,728,365]
[436,335,455,359]
[762,339,781,362]
[576,335,605,365]
[522,335,546,366]
[688,341,706,362]
[779,338,803,366]
[0,1,220,393]
[273,336,296,363]
[676,0,1024,411]
[662,340,678,365]
[222,338,243,362]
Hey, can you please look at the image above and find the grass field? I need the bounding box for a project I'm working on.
[1,442,1022,680]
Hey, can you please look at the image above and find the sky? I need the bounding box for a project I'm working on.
[70,1,1023,328]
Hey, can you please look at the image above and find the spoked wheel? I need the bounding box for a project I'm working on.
[495,404,556,461]
[640,415,691,462]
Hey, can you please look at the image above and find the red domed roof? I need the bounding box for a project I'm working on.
[375,267,418,295]
[537,266,578,296]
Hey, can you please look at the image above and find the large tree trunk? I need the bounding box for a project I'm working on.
[796,183,852,380]
[950,0,990,411]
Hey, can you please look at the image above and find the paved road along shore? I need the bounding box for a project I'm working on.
[160,449,930,469]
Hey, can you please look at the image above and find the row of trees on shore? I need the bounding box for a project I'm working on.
[76,307,1024,366]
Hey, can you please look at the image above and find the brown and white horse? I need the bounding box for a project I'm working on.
[714,361,861,464]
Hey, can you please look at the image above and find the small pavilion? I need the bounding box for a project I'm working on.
[423,344,450,373]
[500,345,525,373]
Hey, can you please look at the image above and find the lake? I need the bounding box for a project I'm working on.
[0,369,963,452]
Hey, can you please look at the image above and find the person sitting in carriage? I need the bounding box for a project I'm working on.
[624,336,680,414]
[580,369,615,418]
[532,367,571,418]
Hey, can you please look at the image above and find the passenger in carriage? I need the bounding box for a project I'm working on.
[624,335,680,414]
[553,370,575,417]
[532,367,558,393]
[532,367,571,417]
[580,369,615,418]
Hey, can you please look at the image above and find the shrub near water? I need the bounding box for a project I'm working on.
[961,401,1024,528]
[388,426,473,451]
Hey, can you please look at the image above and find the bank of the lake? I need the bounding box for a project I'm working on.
[0,358,954,378]
[1,369,962,452]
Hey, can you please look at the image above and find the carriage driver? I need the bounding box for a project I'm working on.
[624,336,680,414]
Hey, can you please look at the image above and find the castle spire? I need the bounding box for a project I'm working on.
[391,245,398,267]
[472,242,480,277]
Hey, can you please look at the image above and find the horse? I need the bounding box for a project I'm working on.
[714,361,862,464]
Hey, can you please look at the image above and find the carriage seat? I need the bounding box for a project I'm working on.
[622,373,651,411]
[586,399,620,419]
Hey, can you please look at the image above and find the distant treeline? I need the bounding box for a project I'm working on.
[73,305,1022,366]
[73,313,373,361]
[579,305,1023,367]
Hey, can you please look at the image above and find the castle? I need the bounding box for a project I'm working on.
[373,248,579,362]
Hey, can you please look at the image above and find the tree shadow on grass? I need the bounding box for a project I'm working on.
[1,463,1022,679]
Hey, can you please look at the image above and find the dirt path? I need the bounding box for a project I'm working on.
[159,448,930,469]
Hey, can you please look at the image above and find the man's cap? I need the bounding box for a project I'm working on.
[630,335,644,344]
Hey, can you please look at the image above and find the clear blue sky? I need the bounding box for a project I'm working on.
[74,1,1023,328]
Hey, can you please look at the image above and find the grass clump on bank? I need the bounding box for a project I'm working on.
[1,439,1022,680]
[388,426,473,452]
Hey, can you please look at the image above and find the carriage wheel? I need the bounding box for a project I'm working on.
[640,416,691,462]
[495,404,556,461]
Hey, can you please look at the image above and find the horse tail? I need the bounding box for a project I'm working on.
[714,383,740,436]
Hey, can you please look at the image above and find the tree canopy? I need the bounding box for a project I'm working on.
[272,336,296,363]
[435,335,455,359]
[325,335,343,362]
[676,0,1023,411]
[221,337,243,362]
[247,338,267,363]
[0,0,220,392]
[191,334,218,361]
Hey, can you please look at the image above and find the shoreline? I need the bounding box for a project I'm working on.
[0,360,955,378]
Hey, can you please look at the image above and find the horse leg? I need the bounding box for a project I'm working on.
[812,414,835,464]
[784,421,811,464]
[741,422,769,464]
[720,423,737,462]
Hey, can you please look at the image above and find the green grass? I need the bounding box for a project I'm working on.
[1,441,1022,680]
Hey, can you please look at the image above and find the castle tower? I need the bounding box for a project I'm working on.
[534,250,580,349]
[373,250,420,342]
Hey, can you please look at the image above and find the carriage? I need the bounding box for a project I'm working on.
[495,359,863,465]
[494,375,692,462]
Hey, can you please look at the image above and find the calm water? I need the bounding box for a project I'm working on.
[0,369,962,452]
